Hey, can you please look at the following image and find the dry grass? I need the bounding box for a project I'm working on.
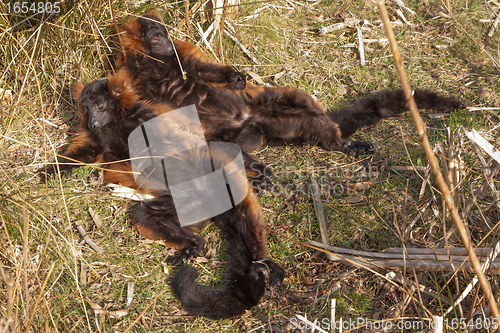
[1,0,500,332]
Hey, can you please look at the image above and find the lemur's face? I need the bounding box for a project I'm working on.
[79,79,115,129]
[138,15,175,58]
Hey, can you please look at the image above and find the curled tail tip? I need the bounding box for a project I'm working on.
[171,264,247,320]
[171,265,198,299]
[171,260,278,320]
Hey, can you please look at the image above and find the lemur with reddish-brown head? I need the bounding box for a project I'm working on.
[117,10,462,156]
[42,69,285,319]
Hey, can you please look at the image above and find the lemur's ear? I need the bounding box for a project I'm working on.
[71,82,85,101]
[107,69,140,110]
[144,9,162,20]
[110,85,122,98]
[119,15,145,54]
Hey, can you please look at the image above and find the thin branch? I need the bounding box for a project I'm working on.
[488,9,500,38]
[309,240,500,273]
[77,224,103,253]
[108,0,125,69]
[309,178,335,260]
[184,0,191,39]
[219,0,229,61]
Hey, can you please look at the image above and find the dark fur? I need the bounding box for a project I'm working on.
[117,11,463,156]
[172,224,283,319]
[117,11,246,91]
[330,89,463,138]
[45,76,157,180]
[45,69,271,261]
[43,69,285,318]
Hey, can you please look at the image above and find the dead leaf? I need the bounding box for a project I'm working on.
[89,207,104,229]
[7,143,22,152]
[0,88,13,101]
[246,70,265,85]
[341,195,364,204]
[87,300,128,319]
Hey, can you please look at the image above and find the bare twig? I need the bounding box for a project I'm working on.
[309,240,500,273]
[80,261,87,285]
[109,0,125,68]
[268,226,435,316]
[488,9,500,38]
[311,241,500,261]
[376,0,500,325]
[184,0,191,39]
[319,22,346,35]
[386,247,498,257]
[88,207,104,229]
[76,224,103,253]
[467,107,500,111]
[219,0,229,61]
[357,27,365,66]
[87,300,128,319]
[35,118,60,129]
[127,282,134,307]
[309,177,334,260]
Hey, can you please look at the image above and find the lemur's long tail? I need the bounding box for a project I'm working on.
[329,89,463,138]
[171,223,284,319]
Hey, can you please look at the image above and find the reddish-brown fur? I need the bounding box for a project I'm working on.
[116,15,146,62]
[45,68,273,265]
[116,12,462,157]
